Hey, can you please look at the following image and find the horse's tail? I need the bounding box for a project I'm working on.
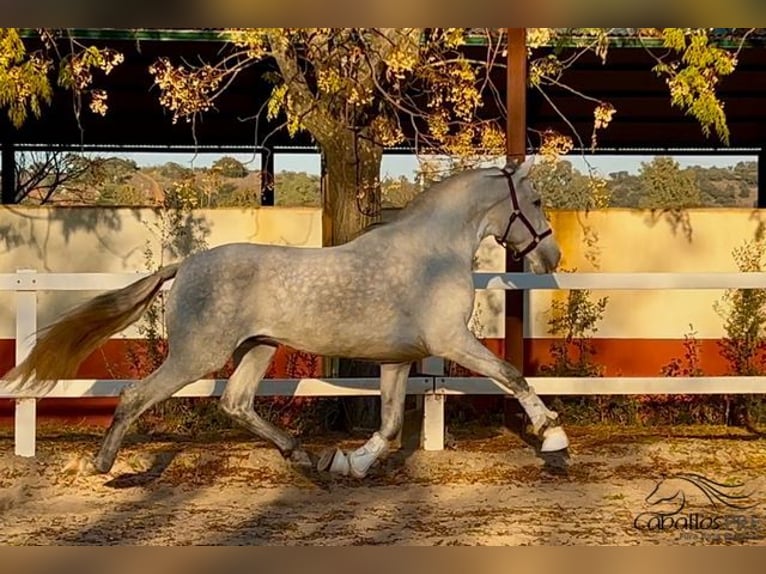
[3,263,181,397]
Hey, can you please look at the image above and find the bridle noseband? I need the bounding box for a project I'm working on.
[495,165,552,260]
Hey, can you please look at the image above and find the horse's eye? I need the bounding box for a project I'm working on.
[533,199,542,208]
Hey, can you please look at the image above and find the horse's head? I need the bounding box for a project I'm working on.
[645,476,687,509]
[487,157,561,274]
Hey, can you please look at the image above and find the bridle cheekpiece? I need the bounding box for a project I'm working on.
[495,163,552,260]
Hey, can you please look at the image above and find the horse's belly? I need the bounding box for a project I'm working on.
[268,312,427,362]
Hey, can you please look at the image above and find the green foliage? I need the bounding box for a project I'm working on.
[715,234,766,377]
[7,153,756,210]
[10,151,120,205]
[56,43,123,117]
[538,282,647,425]
[156,162,194,181]
[155,28,509,163]
[0,29,52,128]
[274,171,321,207]
[530,160,600,210]
[606,160,756,208]
[661,324,704,378]
[84,157,139,204]
[125,182,217,435]
[0,28,126,129]
[654,28,738,144]
[637,156,702,209]
[212,156,249,178]
[607,170,643,208]
[733,161,758,186]
[539,274,609,378]
[381,175,421,208]
[643,326,729,426]
[89,162,324,208]
[710,232,766,428]
[529,157,756,211]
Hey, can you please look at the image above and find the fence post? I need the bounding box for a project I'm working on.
[421,356,445,451]
[14,269,37,457]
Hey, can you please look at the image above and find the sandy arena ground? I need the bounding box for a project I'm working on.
[1,425,765,545]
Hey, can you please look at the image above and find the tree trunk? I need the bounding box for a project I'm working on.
[322,133,383,245]
[322,131,384,431]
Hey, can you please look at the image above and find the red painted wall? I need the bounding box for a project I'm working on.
[0,339,323,427]
[0,336,738,427]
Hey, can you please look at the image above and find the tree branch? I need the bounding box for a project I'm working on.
[264,30,329,138]
[14,150,103,204]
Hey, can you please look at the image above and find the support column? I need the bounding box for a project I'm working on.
[320,152,332,248]
[14,269,38,457]
[2,140,16,204]
[420,356,445,451]
[758,148,766,208]
[504,28,528,425]
[260,146,275,206]
[320,152,337,379]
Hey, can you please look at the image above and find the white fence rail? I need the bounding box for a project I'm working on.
[2,269,766,458]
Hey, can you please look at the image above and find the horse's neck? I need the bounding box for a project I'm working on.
[388,187,495,265]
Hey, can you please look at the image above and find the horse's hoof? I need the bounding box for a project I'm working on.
[288,448,315,468]
[317,448,350,476]
[316,448,334,472]
[540,426,569,452]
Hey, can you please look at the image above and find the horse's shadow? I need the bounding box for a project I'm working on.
[97,403,572,491]
[505,411,571,476]
[284,403,433,490]
[103,448,181,489]
[100,442,411,493]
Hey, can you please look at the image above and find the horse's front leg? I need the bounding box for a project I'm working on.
[438,330,569,453]
[318,361,411,478]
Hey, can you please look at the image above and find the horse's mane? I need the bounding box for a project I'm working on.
[356,168,492,238]
[398,168,485,216]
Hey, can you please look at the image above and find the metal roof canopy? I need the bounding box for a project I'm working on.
[1,30,765,154]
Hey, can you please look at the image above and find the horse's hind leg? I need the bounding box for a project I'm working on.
[319,362,411,478]
[219,343,311,466]
[91,352,225,474]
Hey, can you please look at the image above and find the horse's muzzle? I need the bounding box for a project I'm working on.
[529,237,561,274]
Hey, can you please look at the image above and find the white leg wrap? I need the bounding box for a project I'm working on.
[347,432,388,478]
[514,386,569,452]
[516,386,558,434]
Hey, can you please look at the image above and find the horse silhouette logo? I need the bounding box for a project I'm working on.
[633,472,760,532]
[645,472,759,511]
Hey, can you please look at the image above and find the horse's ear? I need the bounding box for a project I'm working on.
[503,158,521,174]
[503,156,534,177]
[517,155,535,178]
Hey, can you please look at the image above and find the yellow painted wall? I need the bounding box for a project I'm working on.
[0,206,323,338]
[529,208,766,340]
[3,204,756,344]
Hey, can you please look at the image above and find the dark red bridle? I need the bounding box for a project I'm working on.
[494,164,552,260]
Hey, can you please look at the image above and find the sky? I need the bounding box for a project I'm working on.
[111,150,758,181]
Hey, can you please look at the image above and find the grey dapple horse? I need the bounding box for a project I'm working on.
[6,156,567,478]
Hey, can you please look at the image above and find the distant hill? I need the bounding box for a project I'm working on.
[606,161,757,208]
[14,155,758,210]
